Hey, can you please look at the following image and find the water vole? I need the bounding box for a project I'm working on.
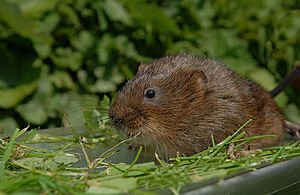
[109,53,290,157]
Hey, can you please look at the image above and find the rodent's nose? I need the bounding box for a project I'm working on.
[109,108,124,127]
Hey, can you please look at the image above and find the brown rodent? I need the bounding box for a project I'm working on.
[109,53,289,158]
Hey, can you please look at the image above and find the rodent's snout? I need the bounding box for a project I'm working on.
[109,113,124,129]
[108,106,123,128]
[109,101,145,134]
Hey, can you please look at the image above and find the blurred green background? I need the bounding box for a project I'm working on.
[0,0,300,133]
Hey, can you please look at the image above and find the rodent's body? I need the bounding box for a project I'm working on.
[109,53,284,157]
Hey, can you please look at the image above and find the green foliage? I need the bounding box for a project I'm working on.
[0,0,300,130]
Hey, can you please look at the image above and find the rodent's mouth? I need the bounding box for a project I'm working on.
[110,117,142,138]
[111,122,141,138]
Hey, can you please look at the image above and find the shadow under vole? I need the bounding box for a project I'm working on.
[109,53,298,159]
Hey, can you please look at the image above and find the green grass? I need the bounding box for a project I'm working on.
[1,120,300,194]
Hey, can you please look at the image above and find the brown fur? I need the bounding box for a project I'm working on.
[109,53,285,158]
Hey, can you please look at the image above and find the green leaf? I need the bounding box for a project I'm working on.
[284,104,300,125]
[51,47,83,70]
[223,57,257,76]
[71,30,94,52]
[15,98,48,125]
[36,71,54,97]
[44,159,58,170]
[0,81,38,109]
[87,186,122,195]
[50,70,76,89]
[53,155,78,165]
[96,33,114,64]
[94,4,108,30]
[249,68,288,108]
[18,0,57,19]
[203,29,250,58]
[167,41,204,56]
[103,0,132,25]
[39,12,60,33]
[58,5,80,28]
[96,34,149,65]
[87,178,137,195]
[34,43,51,58]
[99,95,110,115]
[89,80,117,93]
[15,157,45,169]
[249,68,277,91]
[114,35,150,62]
[0,1,37,37]
[126,3,179,35]
[0,117,18,134]
[14,71,55,125]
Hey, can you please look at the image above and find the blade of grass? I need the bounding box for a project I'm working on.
[155,153,168,170]
[0,128,19,181]
[16,126,29,138]
[211,134,215,147]
[79,141,91,169]
[271,145,286,163]
[217,119,252,147]
[123,146,143,176]
[89,132,141,171]
[64,113,79,139]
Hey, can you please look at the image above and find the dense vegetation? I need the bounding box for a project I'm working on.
[0,0,300,132]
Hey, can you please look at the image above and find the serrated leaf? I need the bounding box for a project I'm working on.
[44,159,58,170]
[15,157,44,169]
[53,155,78,165]
[83,109,102,132]
[99,95,110,115]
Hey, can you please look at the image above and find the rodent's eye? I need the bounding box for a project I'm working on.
[145,89,155,99]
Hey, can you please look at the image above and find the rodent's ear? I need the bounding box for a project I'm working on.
[190,69,208,87]
[137,63,148,73]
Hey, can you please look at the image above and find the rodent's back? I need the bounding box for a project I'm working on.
[109,53,284,157]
